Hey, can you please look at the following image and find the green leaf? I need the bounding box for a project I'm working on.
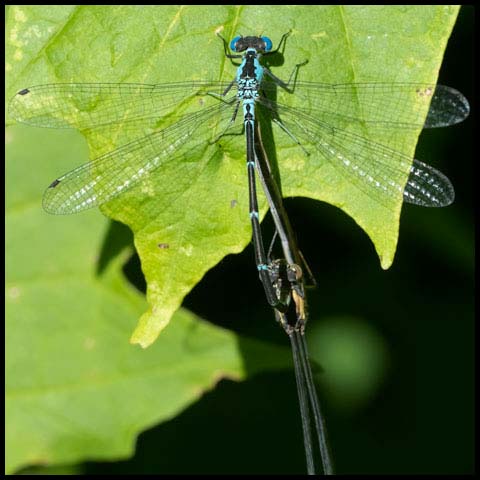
[6,5,460,346]
[5,124,292,473]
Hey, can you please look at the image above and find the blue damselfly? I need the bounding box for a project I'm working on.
[9,32,470,475]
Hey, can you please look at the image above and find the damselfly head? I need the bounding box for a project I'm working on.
[230,35,273,53]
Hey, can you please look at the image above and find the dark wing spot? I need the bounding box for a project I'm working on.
[49,179,61,188]
[18,89,30,95]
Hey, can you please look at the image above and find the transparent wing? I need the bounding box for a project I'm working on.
[43,101,237,214]
[9,81,234,130]
[263,81,469,130]
[260,98,454,208]
[403,159,454,207]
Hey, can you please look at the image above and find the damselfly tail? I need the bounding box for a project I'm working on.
[290,329,334,475]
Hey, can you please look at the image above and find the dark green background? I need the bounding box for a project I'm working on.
[18,6,473,476]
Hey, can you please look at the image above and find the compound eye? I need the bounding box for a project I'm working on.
[287,264,303,282]
[261,36,273,52]
[229,36,241,52]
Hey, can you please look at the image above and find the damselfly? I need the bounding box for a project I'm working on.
[254,119,334,474]
[9,32,470,475]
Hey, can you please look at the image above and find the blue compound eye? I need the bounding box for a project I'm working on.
[261,36,273,52]
[230,36,241,52]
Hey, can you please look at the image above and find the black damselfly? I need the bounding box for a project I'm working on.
[254,119,333,474]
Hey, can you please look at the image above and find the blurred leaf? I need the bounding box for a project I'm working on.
[308,316,389,413]
[5,5,459,346]
[5,125,292,474]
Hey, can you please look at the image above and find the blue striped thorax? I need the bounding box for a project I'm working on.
[236,48,263,102]
[231,35,272,107]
